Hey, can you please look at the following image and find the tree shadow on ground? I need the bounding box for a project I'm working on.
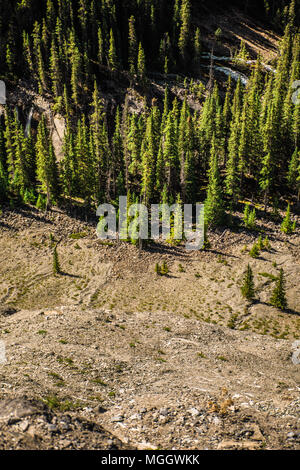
[58,271,81,279]
[255,300,299,316]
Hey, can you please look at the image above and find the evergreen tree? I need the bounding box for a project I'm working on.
[163,111,179,197]
[287,148,300,200]
[128,113,141,185]
[141,113,156,204]
[23,31,34,74]
[137,42,146,80]
[194,28,202,67]
[0,0,297,228]
[178,0,191,64]
[50,38,61,97]
[225,115,241,202]
[111,107,124,199]
[161,260,169,275]
[108,29,118,71]
[263,235,271,250]
[270,268,288,311]
[53,245,61,275]
[128,16,137,75]
[241,264,255,301]
[37,44,47,94]
[205,135,225,228]
[155,262,161,275]
[257,235,264,251]
[68,30,81,106]
[36,118,59,209]
[98,26,104,66]
[281,203,294,234]
[249,243,260,258]
[62,128,77,199]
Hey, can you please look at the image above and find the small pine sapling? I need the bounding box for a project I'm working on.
[53,245,61,275]
[263,236,271,251]
[249,243,260,258]
[241,264,255,301]
[270,268,288,311]
[155,263,161,275]
[161,261,169,275]
[281,204,294,234]
[257,235,263,251]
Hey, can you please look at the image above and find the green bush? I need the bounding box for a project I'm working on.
[281,204,295,234]
[249,243,260,258]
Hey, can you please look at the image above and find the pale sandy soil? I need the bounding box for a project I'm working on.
[0,206,299,450]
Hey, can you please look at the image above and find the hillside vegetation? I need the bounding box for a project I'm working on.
[0,0,299,222]
[0,0,299,452]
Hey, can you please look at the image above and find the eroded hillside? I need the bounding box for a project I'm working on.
[0,207,299,450]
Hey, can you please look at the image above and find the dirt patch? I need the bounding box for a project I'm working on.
[0,206,299,449]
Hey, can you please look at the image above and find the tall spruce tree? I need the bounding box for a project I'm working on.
[128,16,137,75]
[205,135,225,228]
[108,29,118,71]
[36,117,59,209]
[178,0,191,64]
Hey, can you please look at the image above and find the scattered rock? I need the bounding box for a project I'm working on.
[137,441,158,450]
[188,408,200,417]
[19,420,29,432]
[47,424,58,433]
[0,398,43,424]
[217,439,261,450]
[111,415,124,423]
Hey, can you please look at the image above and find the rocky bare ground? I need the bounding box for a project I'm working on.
[0,206,299,450]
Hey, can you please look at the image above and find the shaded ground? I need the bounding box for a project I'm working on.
[197,7,280,61]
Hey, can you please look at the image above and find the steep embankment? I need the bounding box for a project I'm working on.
[0,207,299,450]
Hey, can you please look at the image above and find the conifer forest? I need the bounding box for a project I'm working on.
[0,0,299,228]
[1,0,300,454]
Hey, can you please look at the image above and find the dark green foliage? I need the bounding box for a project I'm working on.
[128,16,137,74]
[281,204,295,234]
[155,263,161,275]
[36,118,59,209]
[241,264,255,301]
[161,261,169,275]
[108,29,118,71]
[155,261,169,276]
[178,0,191,64]
[137,43,146,79]
[202,223,211,251]
[270,268,288,311]
[204,136,225,228]
[0,0,298,244]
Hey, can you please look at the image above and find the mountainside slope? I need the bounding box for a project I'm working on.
[0,207,299,450]
[0,0,299,451]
